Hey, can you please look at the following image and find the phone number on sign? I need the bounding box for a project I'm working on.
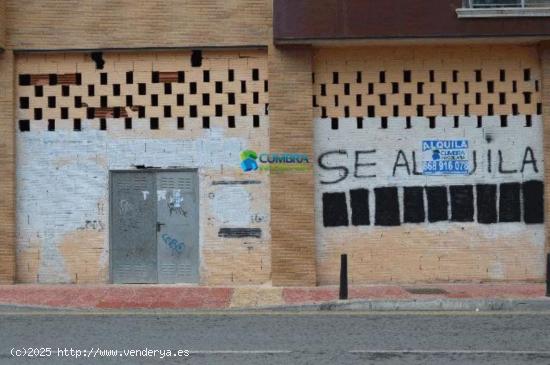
[423,160,469,174]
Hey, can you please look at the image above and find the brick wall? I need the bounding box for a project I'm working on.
[269,46,317,286]
[0,0,5,49]
[0,50,15,284]
[6,0,271,50]
[2,0,549,287]
[314,45,545,284]
[541,42,550,256]
[15,50,271,284]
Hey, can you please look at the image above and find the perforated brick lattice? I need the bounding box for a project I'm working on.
[313,47,541,123]
[16,50,268,131]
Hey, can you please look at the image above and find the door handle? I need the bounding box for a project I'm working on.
[156,222,165,232]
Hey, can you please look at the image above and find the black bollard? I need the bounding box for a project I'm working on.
[340,254,348,300]
[547,253,550,298]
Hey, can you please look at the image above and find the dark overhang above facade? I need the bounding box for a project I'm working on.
[274,0,550,45]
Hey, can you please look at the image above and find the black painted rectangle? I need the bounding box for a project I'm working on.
[523,180,544,224]
[426,186,448,223]
[499,183,521,223]
[476,184,497,224]
[450,185,474,222]
[374,187,400,226]
[403,187,425,223]
[323,192,349,227]
[218,228,262,239]
[350,189,370,226]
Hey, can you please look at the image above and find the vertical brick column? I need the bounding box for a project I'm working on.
[268,45,317,286]
[0,49,15,284]
[0,0,16,284]
[0,0,5,49]
[541,42,550,257]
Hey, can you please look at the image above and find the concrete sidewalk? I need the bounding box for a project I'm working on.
[0,283,547,310]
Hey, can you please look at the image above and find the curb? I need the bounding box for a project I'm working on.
[2,299,550,313]
[329,299,550,312]
[247,298,550,312]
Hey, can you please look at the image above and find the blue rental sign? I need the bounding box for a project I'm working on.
[422,140,469,176]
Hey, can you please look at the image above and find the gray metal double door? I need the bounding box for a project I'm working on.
[110,170,199,284]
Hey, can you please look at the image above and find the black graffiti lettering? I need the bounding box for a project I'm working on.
[521,147,539,173]
[392,150,410,176]
[468,151,477,175]
[411,151,423,175]
[354,150,377,178]
[498,150,517,174]
[168,201,187,217]
[317,145,539,184]
[318,150,349,185]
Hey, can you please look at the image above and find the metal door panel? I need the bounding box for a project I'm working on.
[156,171,199,284]
[111,172,157,284]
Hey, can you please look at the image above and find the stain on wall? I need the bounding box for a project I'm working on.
[210,185,252,226]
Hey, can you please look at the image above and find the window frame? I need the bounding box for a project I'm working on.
[457,0,550,17]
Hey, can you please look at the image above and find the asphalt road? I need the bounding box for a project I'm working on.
[1,309,550,364]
